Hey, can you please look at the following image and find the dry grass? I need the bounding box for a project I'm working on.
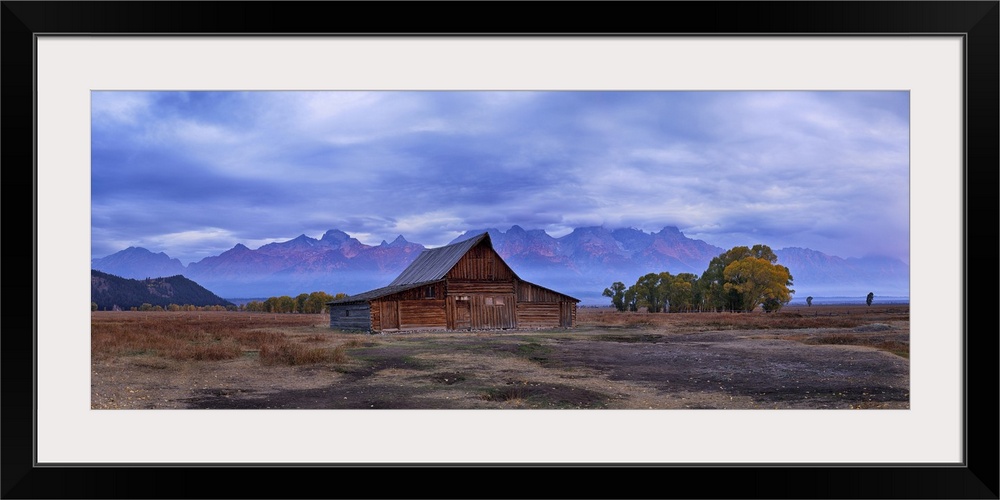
[92,306,909,409]
[92,311,338,365]
[578,304,909,358]
[744,331,910,358]
[796,333,910,358]
[258,342,332,365]
[577,304,909,332]
[93,305,909,366]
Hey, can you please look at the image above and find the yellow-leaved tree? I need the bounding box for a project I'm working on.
[722,255,794,312]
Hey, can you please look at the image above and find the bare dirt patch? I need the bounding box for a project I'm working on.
[91,305,909,410]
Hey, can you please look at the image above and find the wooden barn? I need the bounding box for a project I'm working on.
[327,233,579,332]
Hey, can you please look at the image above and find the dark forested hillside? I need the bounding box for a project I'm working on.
[91,270,234,311]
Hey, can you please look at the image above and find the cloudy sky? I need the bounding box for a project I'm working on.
[91,91,909,265]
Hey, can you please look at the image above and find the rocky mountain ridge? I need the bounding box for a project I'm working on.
[91,226,909,304]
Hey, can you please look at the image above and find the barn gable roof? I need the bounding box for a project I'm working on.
[327,233,498,305]
[327,231,579,305]
[389,232,515,286]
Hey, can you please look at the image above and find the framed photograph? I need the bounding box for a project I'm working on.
[5,2,996,498]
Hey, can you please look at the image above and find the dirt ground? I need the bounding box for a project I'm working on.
[91,305,909,410]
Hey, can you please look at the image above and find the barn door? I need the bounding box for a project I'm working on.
[380,301,400,330]
[453,297,471,330]
[474,295,515,330]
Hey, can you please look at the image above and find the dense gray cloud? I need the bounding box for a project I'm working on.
[91,90,910,265]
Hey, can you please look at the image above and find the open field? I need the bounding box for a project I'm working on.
[91,304,909,409]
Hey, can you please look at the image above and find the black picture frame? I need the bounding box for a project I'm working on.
[3,2,997,498]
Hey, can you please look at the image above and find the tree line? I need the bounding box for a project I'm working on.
[240,291,347,314]
[92,290,348,314]
[92,302,239,312]
[603,244,794,313]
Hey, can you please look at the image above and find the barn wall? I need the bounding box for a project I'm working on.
[516,281,564,303]
[380,282,445,302]
[366,283,447,331]
[370,301,382,329]
[561,301,577,328]
[448,280,515,295]
[329,303,372,331]
[515,302,561,329]
[467,293,516,329]
[442,275,518,330]
[398,299,447,330]
[330,243,580,332]
[514,281,579,328]
[369,298,448,331]
[446,243,516,281]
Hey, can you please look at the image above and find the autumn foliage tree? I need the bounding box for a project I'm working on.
[664,272,699,312]
[303,291,337,313]
[604,244,794,313]
[723,256,794,312]
[243,291,343,313]
[699,244,793,312]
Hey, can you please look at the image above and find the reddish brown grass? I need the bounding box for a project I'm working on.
[258,343,332,365]
[577,304,908,332]
[744,331,910,358]
[93,306,909,365]
[795,333,910,358]
[92,311,333,365]
[577,305,909,358]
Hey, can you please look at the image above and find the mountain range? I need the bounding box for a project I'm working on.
[91,226,909,305]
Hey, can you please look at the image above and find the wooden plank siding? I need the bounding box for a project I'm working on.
[446,296,471,330]
[515,280,577,328]
[469,294,516,329]
[515,301,577,329]
[329,303,372,331]
[515,302,561,329]
[370,301,381,330]
[379,282,446,302]
[398,299,447,330]
[560,301,576,328]
[369,282,447,331]
[516,280,564,302]
[336,282,576,331]
[445,243,516,281]
[447,280,515,295]
[377,300,399,330]
[445,243,518,327]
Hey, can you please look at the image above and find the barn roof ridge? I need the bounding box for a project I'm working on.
[326,231,580,305]
[388,232,514,286]
[326,233,497,305]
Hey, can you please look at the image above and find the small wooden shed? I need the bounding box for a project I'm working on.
[327,233,579,332]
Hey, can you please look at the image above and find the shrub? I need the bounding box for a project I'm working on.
[259,342,331,366]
